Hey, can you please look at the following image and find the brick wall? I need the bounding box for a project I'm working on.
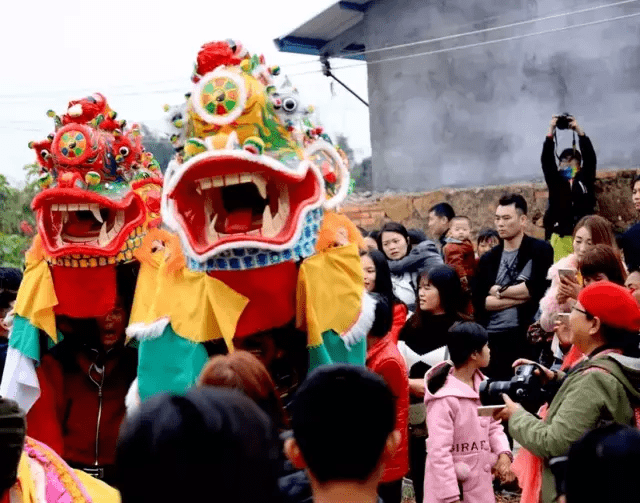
[341,169,639,241]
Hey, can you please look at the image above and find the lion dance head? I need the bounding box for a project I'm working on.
[162,40,350,271]
[29,94,163,268]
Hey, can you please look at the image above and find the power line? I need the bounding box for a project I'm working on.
[332,0,640,59]
[0,79,190,101]
[287,9,640,76]
[1,0,636,103]
[267,0,640,65]
[1,6,638,108]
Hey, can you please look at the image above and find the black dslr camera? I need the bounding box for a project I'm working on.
[555,113,574,130]
[479,364,551,414]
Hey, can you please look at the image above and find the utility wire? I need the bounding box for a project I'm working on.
[332,0,640,59]
[271,0,640,64]
[0,79,190,101]
[1,6,639,108]
[288,9,640,75]
[0,0,637,102]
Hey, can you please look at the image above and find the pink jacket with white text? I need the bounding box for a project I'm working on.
[423,362,511,503]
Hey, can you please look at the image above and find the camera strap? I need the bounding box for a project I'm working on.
[554,129,578,163]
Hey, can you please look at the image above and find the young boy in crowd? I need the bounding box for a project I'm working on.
[476,228,500,259]
[423,322,513,503]
[443,216,476,291]
[285,365,399,503]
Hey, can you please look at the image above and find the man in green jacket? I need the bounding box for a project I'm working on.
[495,282,640,503]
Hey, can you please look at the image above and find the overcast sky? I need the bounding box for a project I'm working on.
[0,0,370,185]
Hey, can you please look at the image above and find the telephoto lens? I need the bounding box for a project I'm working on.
[479,364,549,413]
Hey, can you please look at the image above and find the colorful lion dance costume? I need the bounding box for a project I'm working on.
[1,93,163,411]
[127,40,368,402]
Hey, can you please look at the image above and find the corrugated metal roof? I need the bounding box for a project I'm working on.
[274,1,371,60]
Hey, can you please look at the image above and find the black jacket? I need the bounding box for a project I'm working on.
[472,234,553,329]
[541,135,597,239]
[618,222,640,272]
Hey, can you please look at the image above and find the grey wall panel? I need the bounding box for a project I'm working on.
[362,0,640,190]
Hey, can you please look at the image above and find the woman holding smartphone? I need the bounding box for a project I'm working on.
[539,215,616,333]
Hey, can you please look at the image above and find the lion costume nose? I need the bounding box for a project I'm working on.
[58,171,87,189]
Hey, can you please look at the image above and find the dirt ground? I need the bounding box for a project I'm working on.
[401,479,521,503]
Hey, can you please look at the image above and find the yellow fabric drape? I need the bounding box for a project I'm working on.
[296,243,364,348]
[73,470,121,502]
[129,250,249,348]
[14,259,58,342]
[14,452,121,503]
[15,454,37,503]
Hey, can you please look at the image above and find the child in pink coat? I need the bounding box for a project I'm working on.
[423,322,512,503]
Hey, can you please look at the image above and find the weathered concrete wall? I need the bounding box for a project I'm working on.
[342,169,638,241]
[362,0,640,191]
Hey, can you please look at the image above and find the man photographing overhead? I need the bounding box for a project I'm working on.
[542,114,597,261]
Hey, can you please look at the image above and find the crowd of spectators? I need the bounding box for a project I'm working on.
[357,173,640,502]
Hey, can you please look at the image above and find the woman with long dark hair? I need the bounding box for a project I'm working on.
[397,264,466,503]
[361,250,408,342]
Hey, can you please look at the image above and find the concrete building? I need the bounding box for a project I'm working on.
[276,0,640,191]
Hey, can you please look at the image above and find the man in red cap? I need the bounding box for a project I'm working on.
[495,282,640,503]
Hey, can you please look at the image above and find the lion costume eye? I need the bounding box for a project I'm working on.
[192,68,247,125]
[119,147,130,157]
[282,97,298,113]
[40,149,51,159]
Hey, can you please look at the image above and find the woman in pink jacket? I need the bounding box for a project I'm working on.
[423,322,512,503]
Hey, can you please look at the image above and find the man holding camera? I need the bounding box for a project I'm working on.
[542,114,597,261]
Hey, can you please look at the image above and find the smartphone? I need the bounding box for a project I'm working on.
[558,268,577,282]
[477,405,505,417]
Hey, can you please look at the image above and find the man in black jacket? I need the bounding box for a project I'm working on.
[541,115,597,261]
[472,194,554,380]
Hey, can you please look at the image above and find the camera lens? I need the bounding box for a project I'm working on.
[479,380,511,406]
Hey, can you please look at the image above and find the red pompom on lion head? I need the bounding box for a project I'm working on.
[192,41,242,83]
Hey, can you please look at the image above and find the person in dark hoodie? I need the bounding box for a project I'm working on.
[0,268,22,381]
[284,365,397,503]
[116,387,282,503]
[564,424,640,503]
[541,114,597,262]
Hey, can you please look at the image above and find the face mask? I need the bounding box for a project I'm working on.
[560,165,576,180]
